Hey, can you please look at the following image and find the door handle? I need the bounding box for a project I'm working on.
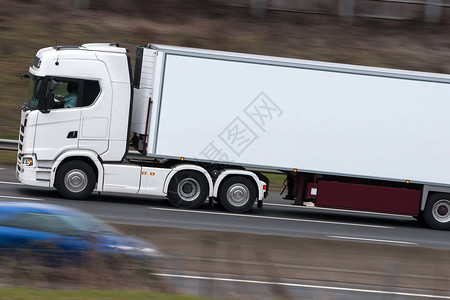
[67,131,78,139]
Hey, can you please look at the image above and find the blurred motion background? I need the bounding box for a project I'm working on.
[0,0,449,142]
[0,1,450,298]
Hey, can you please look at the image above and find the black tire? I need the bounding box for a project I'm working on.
[218,176,256,213]
[55,160,96,200]
[423,193,450,230]
[167,170,209,209]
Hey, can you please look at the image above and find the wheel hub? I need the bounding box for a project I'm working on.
[432,199,450,223]
[437,205,449,216]
[177,178,200,202]
[182,184,193,194]
[233,190,244,200]
[64,169,88,193]
[227,184,250,207]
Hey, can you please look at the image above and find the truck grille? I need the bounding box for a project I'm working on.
[16,114,27,173]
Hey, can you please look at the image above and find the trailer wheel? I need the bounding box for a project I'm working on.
[219,176,256,213]
[423,193,450,230]
[55,160,96,200]
[168,171,209,209]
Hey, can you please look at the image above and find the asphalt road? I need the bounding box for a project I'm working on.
[0,167,449,250]
[2,166,450,299]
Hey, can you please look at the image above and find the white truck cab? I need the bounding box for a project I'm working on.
[18,44,131,184]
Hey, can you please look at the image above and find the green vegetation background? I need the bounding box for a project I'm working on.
[1,1,449,140]
[0,0,448,166]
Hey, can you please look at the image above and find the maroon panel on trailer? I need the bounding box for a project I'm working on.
[316,181,420,216]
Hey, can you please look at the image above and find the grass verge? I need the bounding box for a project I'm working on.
[0,288,211,300]
[263,172,285,186]
[0,150,17,166]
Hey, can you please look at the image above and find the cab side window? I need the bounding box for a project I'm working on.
[83,80,100,107]
[52,80,79,109]
[49,78,100,109]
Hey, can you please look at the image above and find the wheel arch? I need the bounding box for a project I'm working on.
[163,164,214,196]
[423,192,450,230]
[50,150,104,189]
[213,170,266,200]
[421,185,450,211]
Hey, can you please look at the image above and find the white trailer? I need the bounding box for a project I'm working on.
[17,43,450,229]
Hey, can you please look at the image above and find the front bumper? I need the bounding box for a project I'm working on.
[16,163,51,188]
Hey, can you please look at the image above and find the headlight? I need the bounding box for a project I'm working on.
[22,157,33,166]
[110,245,134,251]
[109,245,161,257]
[139,247,161,256]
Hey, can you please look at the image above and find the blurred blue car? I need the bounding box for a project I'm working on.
[0,202,161,262]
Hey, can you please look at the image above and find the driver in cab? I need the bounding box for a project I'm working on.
[54,82,78,108]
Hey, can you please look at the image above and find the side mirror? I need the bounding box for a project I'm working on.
[48,79,58,92]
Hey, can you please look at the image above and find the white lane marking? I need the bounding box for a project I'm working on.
[0,195,44,201]
[155,273,450,299]
[148,207,392,229]
[0,181,22,185]
[264,203,414,218]
[328,235,417,245]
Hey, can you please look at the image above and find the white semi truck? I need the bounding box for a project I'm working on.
[17,43,450,229]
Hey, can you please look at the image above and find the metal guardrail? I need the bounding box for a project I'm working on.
[0,139,18,151]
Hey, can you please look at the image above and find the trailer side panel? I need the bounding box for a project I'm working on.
[149,52,450,186]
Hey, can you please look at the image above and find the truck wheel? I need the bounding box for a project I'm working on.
[168,171,209,209]
[219,176,256,213]
[423,193,450,230]
[55,161,96,200]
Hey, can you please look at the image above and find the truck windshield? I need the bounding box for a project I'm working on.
[25,76,42,110]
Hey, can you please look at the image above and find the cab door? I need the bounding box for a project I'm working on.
[33,77,83,161]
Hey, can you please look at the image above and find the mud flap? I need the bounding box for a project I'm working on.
[257,199,263,209]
